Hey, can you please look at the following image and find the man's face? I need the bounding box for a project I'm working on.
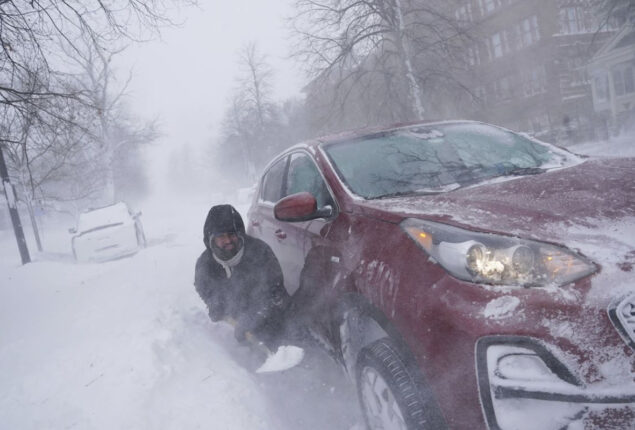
[212,232,240,253]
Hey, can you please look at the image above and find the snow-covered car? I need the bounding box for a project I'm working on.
[247,121,635,430]
[70,202,146,262]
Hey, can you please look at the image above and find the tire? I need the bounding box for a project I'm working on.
[356,338,442,430]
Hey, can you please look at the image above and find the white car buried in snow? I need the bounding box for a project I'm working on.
[70,202,146,262]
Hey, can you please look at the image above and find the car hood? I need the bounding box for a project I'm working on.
[360,156,635,299]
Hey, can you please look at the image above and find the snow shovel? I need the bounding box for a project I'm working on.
[226,318,305,373]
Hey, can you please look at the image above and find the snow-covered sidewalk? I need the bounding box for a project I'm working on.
[0,200,360,429]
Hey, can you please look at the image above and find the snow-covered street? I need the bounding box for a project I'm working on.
[0,198,361,429]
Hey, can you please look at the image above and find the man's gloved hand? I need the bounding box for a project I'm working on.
[234,324,248,343]
[208,304,224,322]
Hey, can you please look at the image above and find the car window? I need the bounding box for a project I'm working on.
[261,157,287,203]
[285,153,333,208]
[324,122,569,199]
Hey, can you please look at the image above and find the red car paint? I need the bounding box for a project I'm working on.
[247,121,635,429]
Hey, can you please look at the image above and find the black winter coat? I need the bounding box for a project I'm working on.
[194,235,290,341]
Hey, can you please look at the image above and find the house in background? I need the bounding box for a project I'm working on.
[454,0,616,143]
[587,23,635,137]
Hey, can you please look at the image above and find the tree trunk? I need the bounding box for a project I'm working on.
[0,144,30,264]
[25,198,43,252]
[17,167,43,252]
[393,0,425,119]
[104,156,116,204]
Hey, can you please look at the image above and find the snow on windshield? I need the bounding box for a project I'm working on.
[324,122,570,199]
[77,202,131,233]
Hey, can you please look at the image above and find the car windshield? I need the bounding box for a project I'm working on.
[77,202,130,233]
[323,122,569,199]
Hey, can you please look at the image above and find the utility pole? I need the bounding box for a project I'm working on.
[0,143,31,264]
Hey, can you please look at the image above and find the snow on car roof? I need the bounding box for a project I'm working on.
[77,202,131,233]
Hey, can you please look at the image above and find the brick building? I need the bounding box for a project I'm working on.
[454,0,616,142]
[587,23,635,136]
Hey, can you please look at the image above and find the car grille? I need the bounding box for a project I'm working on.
[608,294,635,350]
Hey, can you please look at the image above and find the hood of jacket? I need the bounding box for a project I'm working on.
[203,204,246,250]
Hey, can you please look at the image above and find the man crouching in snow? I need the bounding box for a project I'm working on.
[194,204,290,349]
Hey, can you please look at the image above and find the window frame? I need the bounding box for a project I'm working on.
[612,64,635,97]
[282,150,338,214]
[594,74,609,102]
[259,155,290,205]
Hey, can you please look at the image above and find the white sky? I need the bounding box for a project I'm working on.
[117,0,303,149]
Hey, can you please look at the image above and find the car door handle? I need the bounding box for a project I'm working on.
[274,229,287,239]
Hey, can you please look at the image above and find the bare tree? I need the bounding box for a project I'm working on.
[239,43,276,130]
[220,93,258,182]
[64,35,158,204]
[1,72,100,250]
[593,0,635,27]
[291,0,467,126]
[0,0,191,194]
[0,1,192,112]
[0,0,181,258]
[216,43,280,184]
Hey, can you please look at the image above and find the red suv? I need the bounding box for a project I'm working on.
[246,121,635,430]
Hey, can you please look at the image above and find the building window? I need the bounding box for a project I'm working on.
[476,0,519,16]
[467,46,481,66]
[594,75,609,102]
[455,4,473,22]
[491,33,503,58]
[523,65,547,97]
[505,27,520,52]
[487,31,511,60]
[613,64,635,96]
[565,57,589,86]
[520,16,540,47]
[559,7,589,34]
[478,0,503,16]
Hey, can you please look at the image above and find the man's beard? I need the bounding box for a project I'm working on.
[212,236,243,261]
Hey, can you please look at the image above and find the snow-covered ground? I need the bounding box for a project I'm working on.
[0,195,361,429]
[566,130,635,158]
[1,132,633,430]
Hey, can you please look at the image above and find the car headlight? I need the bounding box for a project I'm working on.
[401,219,596,287]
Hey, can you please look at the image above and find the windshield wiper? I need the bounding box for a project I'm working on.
[374,190,440,199]
[374,183,461,199]
[501,167,546,176]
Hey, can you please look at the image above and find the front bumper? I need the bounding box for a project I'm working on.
[476,336,635,430]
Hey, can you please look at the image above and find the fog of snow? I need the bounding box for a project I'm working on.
[1,131,633,429]
[0,194,361,429]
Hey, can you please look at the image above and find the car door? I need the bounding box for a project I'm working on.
[278,151,337,295]
[247,156,291,291]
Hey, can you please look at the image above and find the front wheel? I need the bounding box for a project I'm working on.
[356,338,441,430]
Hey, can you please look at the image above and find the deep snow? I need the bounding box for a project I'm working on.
[1,133,633,430]
[0,197,361,429]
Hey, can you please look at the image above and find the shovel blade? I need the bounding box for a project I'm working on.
[256,345,305,373]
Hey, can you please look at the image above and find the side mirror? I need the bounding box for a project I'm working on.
[316,205,334,218]
[274,192,320,222]
[68,227,77,234]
